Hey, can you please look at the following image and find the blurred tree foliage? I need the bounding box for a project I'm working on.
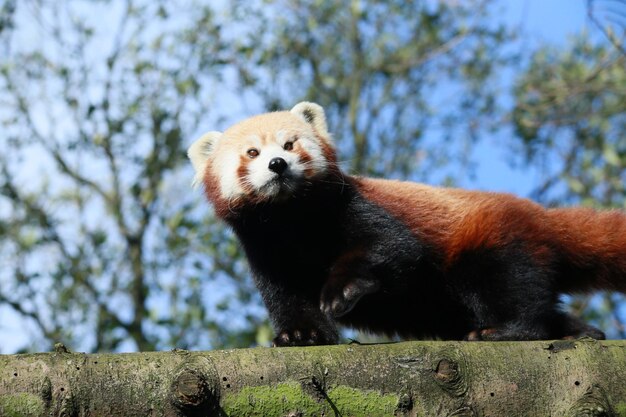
[0,0,512,352]
[230,0,510,179]
[513,40,626,206]
[0,0,259,352]
[1,0,622,353]
[512,0,626,337]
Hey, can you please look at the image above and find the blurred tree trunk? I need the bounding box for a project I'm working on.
[1,340,625,416]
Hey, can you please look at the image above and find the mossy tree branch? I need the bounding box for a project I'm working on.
[1,340,626,416]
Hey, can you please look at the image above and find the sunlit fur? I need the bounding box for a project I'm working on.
[357,178,626,293]
[189,102,625,346]
[191,108,335,218]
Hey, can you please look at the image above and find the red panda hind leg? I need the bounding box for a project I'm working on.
[444,242,609,341]
[464,312,606,341]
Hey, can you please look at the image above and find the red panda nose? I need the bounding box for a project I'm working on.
[268,157,288,175]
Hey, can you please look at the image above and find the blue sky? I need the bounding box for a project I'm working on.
[469,0,593,196]
[508,0,588,41]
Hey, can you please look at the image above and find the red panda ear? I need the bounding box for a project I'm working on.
[187,131,222,187]
[290,102,329,137]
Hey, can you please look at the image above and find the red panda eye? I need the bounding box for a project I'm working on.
[283,142,293,151]
[247,148,259,158]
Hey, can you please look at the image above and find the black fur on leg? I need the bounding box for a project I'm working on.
[559,313,606,340]
[448,242,569,341]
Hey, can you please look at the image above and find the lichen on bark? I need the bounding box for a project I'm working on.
[1,340,626,416]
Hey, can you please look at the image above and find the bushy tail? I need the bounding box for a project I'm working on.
[547,207,626,293]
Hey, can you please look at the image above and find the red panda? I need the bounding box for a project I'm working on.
[188,102,625,346]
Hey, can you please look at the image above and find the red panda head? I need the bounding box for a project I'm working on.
[188,102,338,217]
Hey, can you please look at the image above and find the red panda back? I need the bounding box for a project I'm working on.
[356,176,626,293]
[354,177,551,266]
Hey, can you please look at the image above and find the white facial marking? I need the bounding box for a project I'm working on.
[213,127,332,202]
[275,130,289,144]
[215,150,244,200]
[298,135,328,174]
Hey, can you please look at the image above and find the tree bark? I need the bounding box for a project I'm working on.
[1,339,625,416]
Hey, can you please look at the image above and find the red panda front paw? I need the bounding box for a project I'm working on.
[320,278,380,318]
[272,329,333,347]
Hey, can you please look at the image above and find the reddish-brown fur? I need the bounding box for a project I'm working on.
[355,177,626,293]
[204,114,626,293]
[202,169,225,216]
[546,208,626,291]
